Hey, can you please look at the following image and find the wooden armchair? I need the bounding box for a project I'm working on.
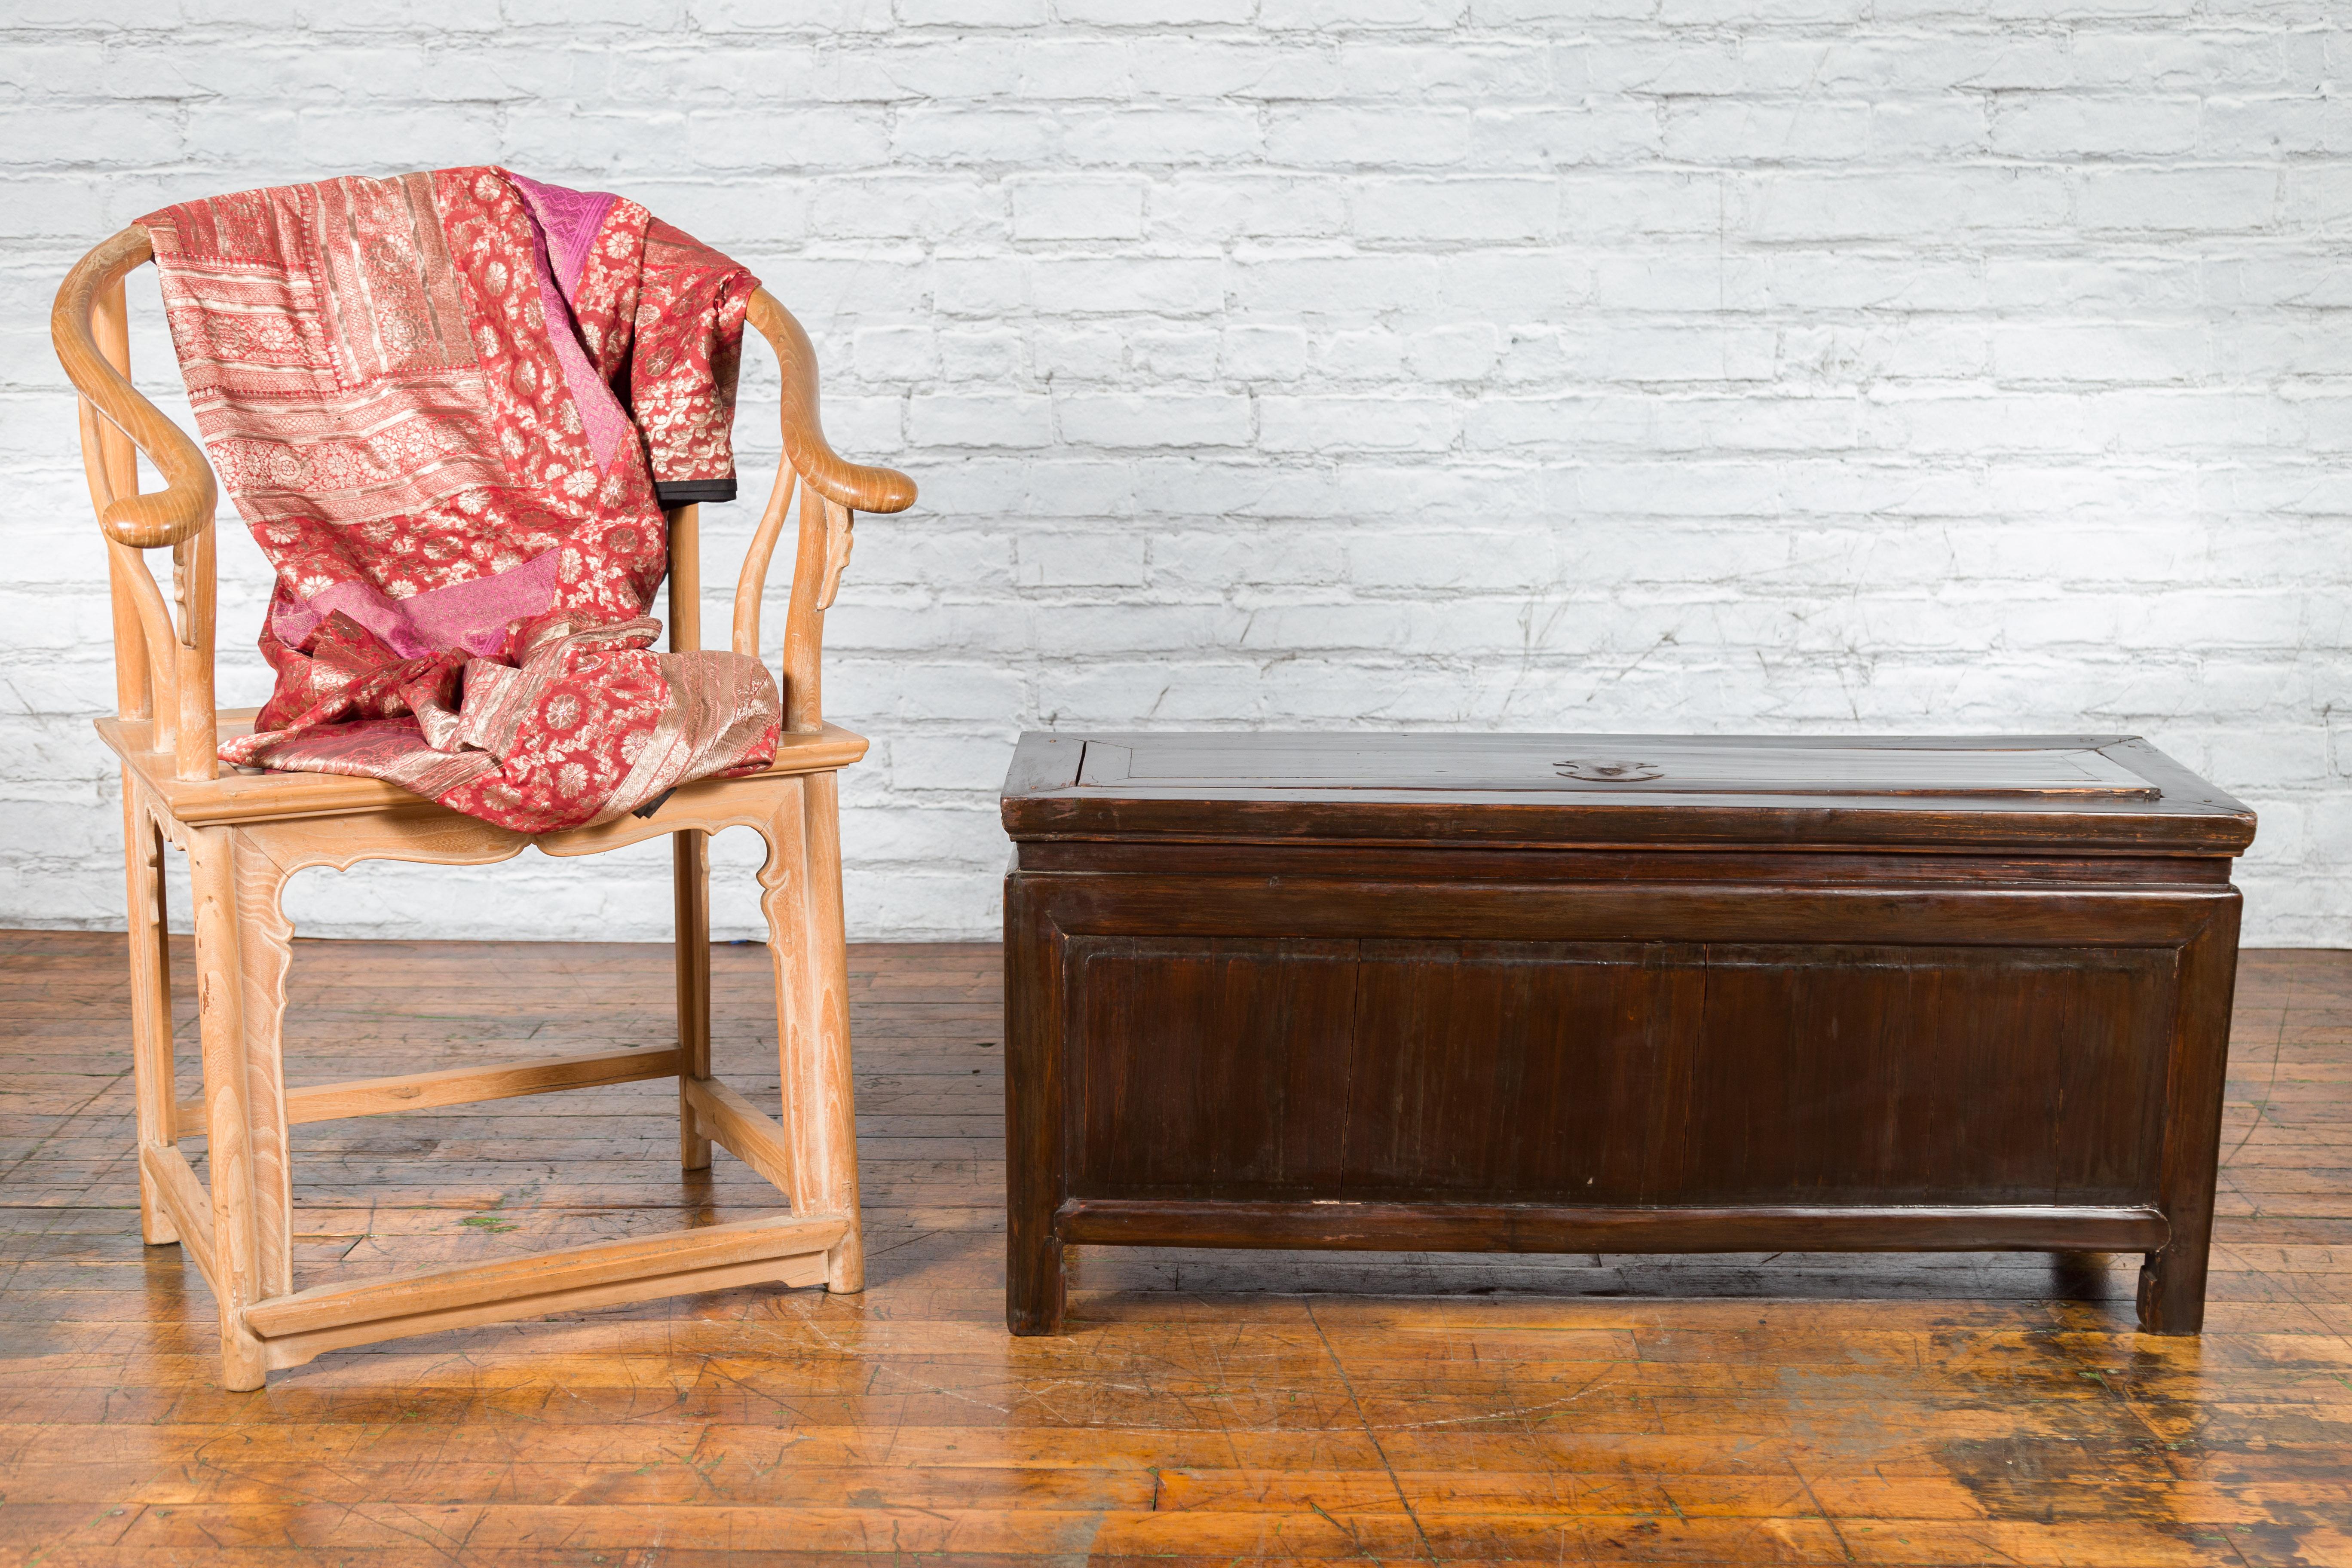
[52,226,916,1390]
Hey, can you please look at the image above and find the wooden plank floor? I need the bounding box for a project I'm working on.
[1,931,2348,1566]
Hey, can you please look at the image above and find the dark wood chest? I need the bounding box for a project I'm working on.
[1001,732,2255,1335]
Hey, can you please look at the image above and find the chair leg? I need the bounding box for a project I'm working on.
[675,828,713,1171]
[122,787,178,1246]
[232,829,298,1303]
[188,825,269,1390]
[761,772,864,1294]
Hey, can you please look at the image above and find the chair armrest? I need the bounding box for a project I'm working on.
[728,289,917,732]
[747,289,915,517]
[52,226,219,550]
[56,224,220,779]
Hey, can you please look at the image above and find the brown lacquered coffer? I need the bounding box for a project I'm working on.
[1000,732,2256,1337]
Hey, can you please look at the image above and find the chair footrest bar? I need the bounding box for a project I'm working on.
[259,1250,828,1371]
[242,1213,845,1369]
[139,1144,217,1291]
[175,1046,685,1137]
[680,1075,799,1201]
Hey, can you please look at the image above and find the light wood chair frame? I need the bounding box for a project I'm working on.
[53,225,917,1390]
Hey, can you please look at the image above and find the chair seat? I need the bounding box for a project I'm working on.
[99,707,869,828]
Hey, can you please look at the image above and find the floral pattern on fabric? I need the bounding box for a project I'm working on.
[141,167,777,833]
[631,218,756,497]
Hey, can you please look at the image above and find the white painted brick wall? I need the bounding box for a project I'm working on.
[3,0,2346,946]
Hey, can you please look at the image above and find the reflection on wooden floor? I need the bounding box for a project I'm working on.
[1,932,2347,1565]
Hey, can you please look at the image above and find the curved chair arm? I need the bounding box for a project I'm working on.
[55,224,221,780]
[52,226,219,550]
[748,289,916,518]
[731,288,916,732]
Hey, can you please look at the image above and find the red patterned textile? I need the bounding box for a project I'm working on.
[140,168,776,833]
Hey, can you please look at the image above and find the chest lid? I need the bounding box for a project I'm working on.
[1000,732,2254,855]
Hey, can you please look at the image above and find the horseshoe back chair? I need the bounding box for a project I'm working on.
[52,224,915,1390]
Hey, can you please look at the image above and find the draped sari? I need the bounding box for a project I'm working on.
[139,167,779,833]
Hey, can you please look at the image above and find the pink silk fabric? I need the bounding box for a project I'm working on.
[139,168,778,833]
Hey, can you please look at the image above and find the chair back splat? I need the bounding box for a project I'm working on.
[52,215,915,1390]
